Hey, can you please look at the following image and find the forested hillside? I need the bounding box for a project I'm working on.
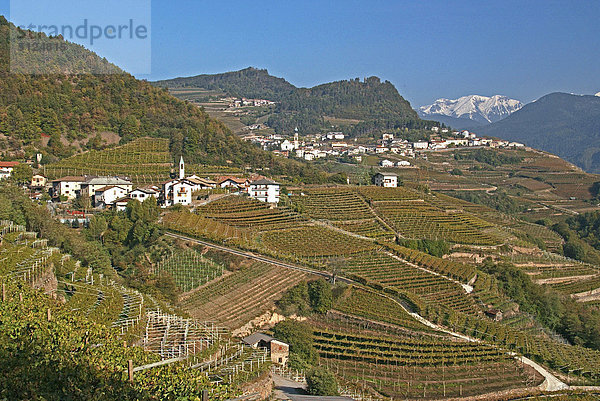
[0,17,335,183]
[154,67,431,135]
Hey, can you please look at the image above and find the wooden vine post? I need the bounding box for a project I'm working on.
[128,360,134,383]
[1,282,5,302]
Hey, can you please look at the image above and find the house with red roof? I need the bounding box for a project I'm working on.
[0,161,19,180]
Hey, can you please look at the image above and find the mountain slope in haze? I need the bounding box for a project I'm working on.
[476,93,600,173]
[0,17,336,183]
[154,68,426,136]
[419,95,523,125]
[418,114,485,130]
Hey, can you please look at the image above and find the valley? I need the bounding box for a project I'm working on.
[2,9,600,401]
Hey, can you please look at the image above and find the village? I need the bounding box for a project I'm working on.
[242,126,525,165]
[0,156,286,212]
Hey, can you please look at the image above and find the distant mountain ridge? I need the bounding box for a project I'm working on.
[476,92,600,173]
[153,67,429,136]
[419,95,523,125]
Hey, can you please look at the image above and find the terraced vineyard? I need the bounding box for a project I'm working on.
[44,137,173,184]
[507,253,600,301]
[331,219,393,240]
[197,196,308,232]
[44,137,242,185]
[423,304,600,382]
[291,187,375,221]
[261,225,377,258]
[180,262,309,329]
[385,243,478,283]
[311,320,541,399]
[334,287,437,334]
[152,249,225,292]
[358,186,422,202]
[290,187,395,239]
[162,211,253,245]
[374,200,501,245]
[340,252,479,314]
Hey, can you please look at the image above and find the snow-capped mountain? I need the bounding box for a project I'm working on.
[419,95,523,124]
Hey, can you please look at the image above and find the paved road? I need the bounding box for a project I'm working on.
[272,374,307,400]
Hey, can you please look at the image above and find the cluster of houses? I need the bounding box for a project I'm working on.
[228,97,275,108]
[29,157,281,210]
[242,128,525,162]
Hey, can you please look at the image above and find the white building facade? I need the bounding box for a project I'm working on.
[373,172,398,188]
[248,178,280,204]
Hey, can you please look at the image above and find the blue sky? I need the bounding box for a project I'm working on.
[2,1,599,106]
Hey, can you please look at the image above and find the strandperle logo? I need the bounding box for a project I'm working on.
[10,0,152,75]
[16,19,149,46]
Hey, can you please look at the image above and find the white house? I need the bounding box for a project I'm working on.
[52,176,86,200]
[0,161,19,180]
[128,187,159,202]
[218,176,249,189]
[94,185,129,207]
[31,174,47,189]
[396,160,411,167]
[248,178,280,204]
[379,159,395,168]
[114,197,131,212]
[281,140,295,151]
[373,172,398,188]
[382,133,394,141]
[80,176,133,198]
[163,178,195,206]
[413,141,429,150]
[326,132,345,140]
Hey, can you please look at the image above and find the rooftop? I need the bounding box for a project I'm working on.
[52,176,86,182]
[84,176,132,185]
[251,178,279,186]
[242,332,274,346]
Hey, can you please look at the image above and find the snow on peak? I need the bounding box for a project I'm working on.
[419,94,523,124]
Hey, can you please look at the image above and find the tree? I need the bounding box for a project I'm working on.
[563,240,585,260]
[10,164,32,185]
[308,279,333,314]
[87,215,108,241]
[272,320,317,368]
[306,367,338,396]
[72,194,91,211]
[277,282,310,316]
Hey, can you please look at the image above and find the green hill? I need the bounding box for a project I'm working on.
[154,67,428,135]
[154,67,296,101]
[476,92,600,173]
[0,17,336,183]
